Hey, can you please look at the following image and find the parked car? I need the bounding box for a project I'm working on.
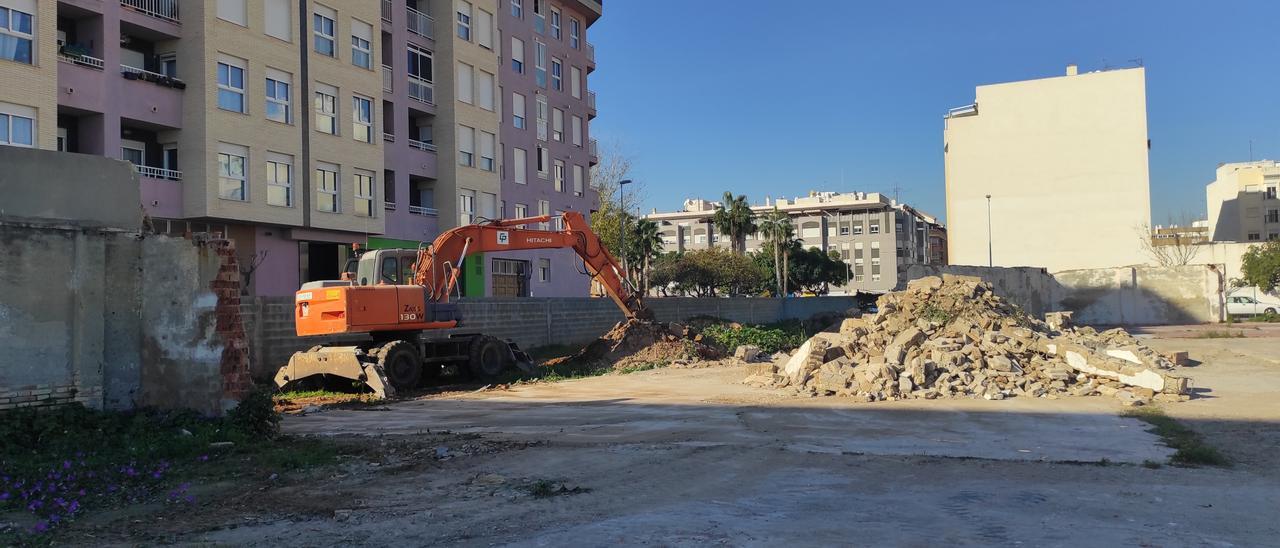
[1226,295,1278,316]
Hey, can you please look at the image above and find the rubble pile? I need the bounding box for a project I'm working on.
[550,319,723,371]
[745,275,1191,406]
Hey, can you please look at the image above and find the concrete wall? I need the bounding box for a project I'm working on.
[242,295,856,379]
[944,66,1152,272]
[900,264,1224,326]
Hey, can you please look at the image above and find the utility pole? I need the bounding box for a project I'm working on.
[986,194,993,267]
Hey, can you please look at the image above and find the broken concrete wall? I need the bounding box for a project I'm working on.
[899,264,1222,325]
[0,148,249,414]
[243,296,858,380]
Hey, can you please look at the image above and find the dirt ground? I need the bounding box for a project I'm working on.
[66,333,1280,546]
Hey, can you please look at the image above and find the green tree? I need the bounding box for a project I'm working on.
[588,142,636,264]
[787,247,851,295]
[628,218,664,294]
[711,192,757,254]
[1238,240,1280,291]
[756,207,792,295]
[648,249,766,297]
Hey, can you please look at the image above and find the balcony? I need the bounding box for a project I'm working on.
[121,65,185,89]
[407,7,433,39]
[134,165,182,181]
[120,0,179,24]
[408,75,434,105]
[589,139,598,162]
[585,42,595,64]
[587,90,596,112]
[408,138,437,152]
[383,132,395,143]
[408,205,438,216]
[382,64,393,93]
[385,201,396,211]
[381,0,392,22]
[118,65,183,128]
[58,51,104,70]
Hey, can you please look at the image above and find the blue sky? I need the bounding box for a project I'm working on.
[587,0,1280,224]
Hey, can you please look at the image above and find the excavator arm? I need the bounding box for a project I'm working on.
[412,210,651,320]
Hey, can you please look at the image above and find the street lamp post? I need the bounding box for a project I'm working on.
[618,179,633,283]
[985,194,993,267]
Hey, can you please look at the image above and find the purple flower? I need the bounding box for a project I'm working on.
[184,495,196,504]
[0,491,9,500]
[62,460,71,470]
[32,520,48,533]
[198,454,209,462]
[68,500,80,513]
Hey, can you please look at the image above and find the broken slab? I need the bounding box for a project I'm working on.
[1049,342,1190,395]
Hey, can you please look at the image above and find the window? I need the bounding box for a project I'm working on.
[352,95,373,143]
[458,125,475,167]
[314,83,337,134]
[853,224,863,235]
[538,200,549,230]
[316,163,339,212]
[536,93,548,140]
[554,210,565,230]
[512,92,526,129]
[1269,186,1278,200]
[265,0,291,41]
[217,57,247,113]
[538,258,550,282]
[571,115,582,146]
[511,37,525,73]
[266,153,293,207]
[551,58,562,91]
[158,54,177,77]
[0,6,34,64]
[569,17,580,49]
[870,222,880,234]
[162,144,178,173]
[313,6,336,57]
[553,160,565,192]
[573,165,584,196]
[459,189,476,224]
[533,0,545,33]
[217,144,248,201]
[550,7,561,39]
[265,69,292,123]
[1248,232,1261,241]
[0,103,35,147]
[354,170,375,217]
[478,70,495,111]
[457,62,473,104]
[511,0,523,18]
[217,0,247,25]
[570,66,582,98]
[534,40,547,87]
[479,192,497,219]
[513,148,527,184]
[456,1,471,41]
[351,20,373,69]
[476,8,493,49]
[515,203,527,218]
[536,146,549,178]
[479,131,496,172]
[552,108,564,141]
[121,139,145,165]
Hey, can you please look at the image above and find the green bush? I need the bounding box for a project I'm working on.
[702,321,807,354]
[227,386,281,439]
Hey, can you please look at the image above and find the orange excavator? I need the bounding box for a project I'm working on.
[273,211,648,398]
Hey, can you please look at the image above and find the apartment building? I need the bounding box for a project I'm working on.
[644,191,947,294]
[0,0,602,297]
[1205,160,1280,242]
[944,65,1152,272]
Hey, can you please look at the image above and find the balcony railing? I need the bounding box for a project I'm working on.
[121,0,180,23]
[383,132,395,143]
[407,7,433,39]
[408,138,437,152]
[408,205,438,216]
[585,42,595,63]
[381,0,392,22]
[384,201,396,211]
[58,51,105,70]
[134,165,183,181]
[589,139,598,158]
[408,75,434,104]
[587,90,596,110]
[121,65,186,89]
[381,64,393,92]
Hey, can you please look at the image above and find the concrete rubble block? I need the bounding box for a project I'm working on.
[1049,341,1191,395]
[814,360,856,393]
[743,362,776,377]
[733,344,762,362]
[907,276,943,292]
[839,318,869,337]
[1044,311,1073,330]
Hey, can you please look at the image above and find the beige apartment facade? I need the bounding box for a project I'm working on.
[645,191,946,294]
[0,0,56,150]
[1205,160,1280,242]
[944,65,1153,272]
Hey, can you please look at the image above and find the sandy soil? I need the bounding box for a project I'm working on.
[64,335,1280,546]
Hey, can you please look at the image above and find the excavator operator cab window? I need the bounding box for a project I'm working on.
[400,256,416,285]
[380,256,400,284]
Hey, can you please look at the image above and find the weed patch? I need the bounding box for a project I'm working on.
[702,321,807,353]
[1124,407,1229,467]
[1196,330,1246,339]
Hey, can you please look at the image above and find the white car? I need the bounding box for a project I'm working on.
[1226,295,1279,316]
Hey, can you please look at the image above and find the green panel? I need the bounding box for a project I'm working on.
[364,236,423,250]
[463,252,485,297]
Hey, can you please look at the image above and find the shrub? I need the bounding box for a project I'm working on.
[702,321,807,354]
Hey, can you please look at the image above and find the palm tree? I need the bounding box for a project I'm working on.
[757,208,793,296]
[712,192,757,254]
[630,218,664,294]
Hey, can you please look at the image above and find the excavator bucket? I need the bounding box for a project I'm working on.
[508,342,536,374]
[273,346,397,399]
